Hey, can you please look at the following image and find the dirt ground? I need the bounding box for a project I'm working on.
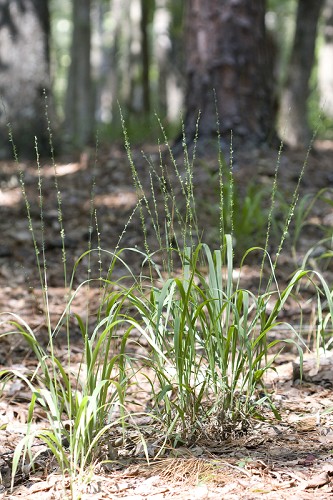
[1,140,333,499]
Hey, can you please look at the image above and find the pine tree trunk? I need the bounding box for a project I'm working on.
[0,0,51,158]
[183,0,276,149]
[279,0,324,148]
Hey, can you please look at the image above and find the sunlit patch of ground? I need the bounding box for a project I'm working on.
[0,187,22,207]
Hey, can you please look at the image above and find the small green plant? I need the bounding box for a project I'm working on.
[236,456,253,468]
[291,188,333,267]
[200,173,274,257]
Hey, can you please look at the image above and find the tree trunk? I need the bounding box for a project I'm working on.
[154,0,171,118]
[65,0,93,148]
[183,0,276,150]
[318,0,333,119]
[141,0,151,116]
[0,0,51,158]
[279,0,324,148]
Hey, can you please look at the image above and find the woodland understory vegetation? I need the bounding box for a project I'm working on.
[1,115,333,496]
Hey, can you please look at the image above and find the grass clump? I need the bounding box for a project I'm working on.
[128,239,333,447]
[0,272,139,490]
[2,113,333,495]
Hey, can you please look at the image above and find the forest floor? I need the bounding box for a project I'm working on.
[1,140,333,498]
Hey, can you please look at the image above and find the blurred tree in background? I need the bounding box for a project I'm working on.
[319,0,333,119]
[65,0,93,147]
[0,0,51,158]
[279,0,324,147]
[0,0,332,157]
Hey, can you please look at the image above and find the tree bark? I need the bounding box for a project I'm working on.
[0,0,51,158]
[65,0,93,148]
[183,0,276,150]
[279,0,324,148]
[318,0,333,118]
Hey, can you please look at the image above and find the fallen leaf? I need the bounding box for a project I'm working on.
[304,472,329,489]
[322,463,333,473]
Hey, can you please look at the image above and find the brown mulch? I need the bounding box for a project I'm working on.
[1,140,333,498]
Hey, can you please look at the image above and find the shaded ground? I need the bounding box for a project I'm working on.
[1,140,333,498]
